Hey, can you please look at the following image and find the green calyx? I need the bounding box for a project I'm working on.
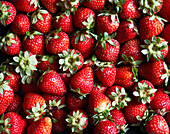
[138,0,162,15]
[26,102,47,121]
[0,73,11,95]
[48,99,66,111]
[133,81,157,104]
[66,110,87,133]
[98,12,119,23]
[141,36,168,62]
[70,88,89,99]
[82,13,95,30]
[0,32,17,51]
[40,55,57,64]
[29,0,39,8]
[136,110,150,122]
[0,114,12,134]
[148,15,167,24]
[127,19,139,34]
[46,28,61,44]
[24,31,42,40]
[73,31,92,44]
[9,51,38,84]
[58,49,82,74]
[117,124,129,134]
[109,87,131,109]
[0,2,11,26]
[113,0,126,13]
[161,62,170,86]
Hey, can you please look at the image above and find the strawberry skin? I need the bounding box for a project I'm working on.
[165,112,170,126]
[161,24,170,44]
[41,0,58,13]
[159,0,170,22]
[43,93,65,105]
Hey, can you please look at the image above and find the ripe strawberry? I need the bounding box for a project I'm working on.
[165,112,170,126]
[166,45,170,65]
[82,0,105,12]
[59,73,71,85]
[0,32,22,56]
[41,0,58,13]
[31,9,52,34]
[73,7,95,29]
[38,70,67,96]
[95,32,120,65]
[94,120,117,134]
[145,115,169,134]
[88,90,111,115]
[66,109,88,133]
[70,67,94,96]
[6,93,22,112]
[53,13,74,34]
[11,14,31,35]
[82,59,94,69]
[96,12,119,35]
[159,0,170,22]
[11,0,38,12]
[116,19,138,43]
[0,1,16,26]
[45,29,70,54]
[149,87,170,115]
[124,101,147,124]
[141,36,168,62]
[93,82,107,94]
[71,31,94,59]
[43,93,65,105]
[133,80,157,104]
[27,117,52,134]
[161,24,170,44]
[139,15,165,41]
[0,112,27,134]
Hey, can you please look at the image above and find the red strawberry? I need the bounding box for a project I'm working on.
[43,93,65,105]
[38,70,67,96]
[11,14,31,35]
[0,32,22,56]
[161,24,170,43]
[41,0,58,13]
[124,101,147,124]
[159,0,170,22]
[93,82,107,94]
[0,1,16,26]
[73,7,95,29]
[95,32,120,65]
[116,19,138,43]
[45,29,70,55]
[94,120,117,134]
[31,9,52,33]
[6,93,22,112]
[96,13,119,35]
[70,67,94,96]
[145,115,169,134]
[27,117,52,134]
[139,15,165,41]
[71,31,94,59]
[53,13,74,34]
[166,45,170,65]
[0,112,27,134]
[149,87,170,115]
[11,0,38,12]
[66,109,88,133]
[165,112,170,126]
[59,73,71,85]
[82,0,105,12]
[82,59,94,69]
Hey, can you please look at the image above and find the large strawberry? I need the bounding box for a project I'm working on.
[159,0,170,22]
[0,1,16,26]
[41,0,58,13]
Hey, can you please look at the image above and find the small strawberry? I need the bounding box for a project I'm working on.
[41,0,58,13]
[161,24,170,44]
[31,9,52,34]
[11,14,31,35]
[93,82,107,94]
[27,117,52,134]
[159,0,170,22]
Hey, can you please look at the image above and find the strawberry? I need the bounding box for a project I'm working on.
[145,115,169,134]
[45,29,70,55]
[41,0,58,13]
[149,87,170,115]
[66,109,88,133]
[11,14,31,35]
[0,32,22,56]
[27,117,52,134]
[94,120,117,134]
[165,112,170,126]
[116,19,138,43]
[124,101,147,124]
[82,59,94,69]
[11,0,38,12]
[71,31,94,59]
[53,13,74,34]
[166,45,170,65]
[59,73,71,85]
[139,15,165,41]
[31,9,52,34]
[159,0,170,22]
[70,67,94,96]
[38,70,67,96]
[73,7,95,29]
[133,80,157,104]
[0,73,14,115]
[93,82,107,94]
[0,112,27,134]
[0,1,16,26]
[141,36,168,62]
[96,12,119,35]
[6,93,22,112]
[82,0,105,12]
[161,24,170,44]
[106,86,131,109]
[95,32,120,65]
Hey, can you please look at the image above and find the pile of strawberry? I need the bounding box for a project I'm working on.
[0,0,170,134]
